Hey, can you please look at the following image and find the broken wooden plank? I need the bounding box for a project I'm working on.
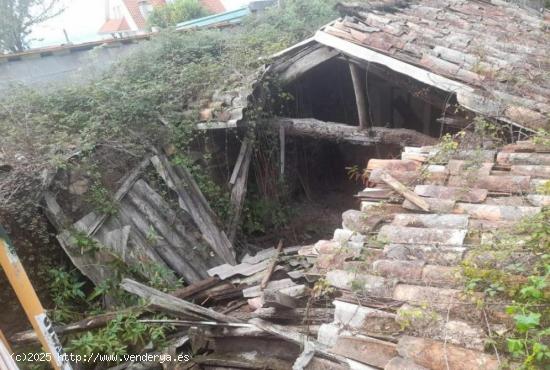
[151,154,236,265]
[380,172,430,211]
[120,279,240,323]
[261,240,284,290]
[414,184,488,203]
[10,311,125,345]
[227,138,253,242]
[253,307,335,323]
[172,276,220,299]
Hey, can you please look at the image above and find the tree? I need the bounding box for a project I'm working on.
[148,0,208,29]
[0,0,64,53]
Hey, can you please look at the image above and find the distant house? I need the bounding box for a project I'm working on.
[99,0,226,37]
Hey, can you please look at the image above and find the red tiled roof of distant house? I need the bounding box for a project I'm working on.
[99,18,131,34]
[200,0,225,14]
[123,0,167,30]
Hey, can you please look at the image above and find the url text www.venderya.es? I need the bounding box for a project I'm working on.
[12,352,191,364]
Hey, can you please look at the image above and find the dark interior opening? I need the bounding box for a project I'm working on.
[280,57,454,137]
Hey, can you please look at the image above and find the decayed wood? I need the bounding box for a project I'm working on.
[120,279,240,323]
[349,63,369,129]
[43,191,71,230]
[172,276,221,299]
[380,172,430,212]
[10,311,125,345]
[151,154,236,265]
[268,117,437,147]
[261,240,284,290]
[253,307,335,323]
[227,138,253,243]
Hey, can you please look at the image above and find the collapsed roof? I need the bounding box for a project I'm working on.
[268,0,550,132]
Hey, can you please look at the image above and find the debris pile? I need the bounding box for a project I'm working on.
[22,137,547,369]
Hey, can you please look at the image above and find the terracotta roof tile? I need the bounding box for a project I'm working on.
[99,18,131,34]
[200,0,225,14]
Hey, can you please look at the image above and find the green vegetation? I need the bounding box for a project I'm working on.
[462,209,550,369]
[148,0,208,28]
[4,1,341,365]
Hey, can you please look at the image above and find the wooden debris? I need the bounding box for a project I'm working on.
[261,240,284,290]
[10,311,124,345]
[120,279,240,323]
[253,307,335,323]
[172,276,221,299]
[380,172,430,211]
[227,137,254,242]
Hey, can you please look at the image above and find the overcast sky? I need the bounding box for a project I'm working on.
[30,0,253,48]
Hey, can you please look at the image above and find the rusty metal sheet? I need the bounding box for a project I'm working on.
[392,213,469,229]
[378,225,466,246]
[414,185,488,203]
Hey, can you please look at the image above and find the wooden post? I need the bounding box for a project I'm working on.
[279,126,285,179]
[349,63,369,130]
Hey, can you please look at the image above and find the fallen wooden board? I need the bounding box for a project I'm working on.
[380,172,430,212]
[120,279,240,323]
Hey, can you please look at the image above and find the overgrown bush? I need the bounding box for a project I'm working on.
[148,0,208,28]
